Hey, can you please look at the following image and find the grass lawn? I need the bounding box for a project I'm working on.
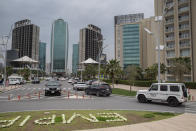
[112,88,137,96]
[0,110,179,131]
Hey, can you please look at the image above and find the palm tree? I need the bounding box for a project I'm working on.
[169,57,191,82]
[105,59,121,88]
[144,63,166,80]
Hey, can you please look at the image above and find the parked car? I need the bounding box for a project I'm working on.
[8,78,20,85]
[73,82,88,91]
[31,77,40,84]
[85,83,112,97]
[68,79,73,83]
[8,75,25,85]
[45,77,52,81]
[136,83,189,107]
[59,77,66,81]
[85,80,93,85]
[45,81,62,96]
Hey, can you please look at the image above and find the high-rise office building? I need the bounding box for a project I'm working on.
[39,42,46,71]
[72,43,79,74]
[114,13,144,68]
[79,24,103,63]
[154,0,196,82]
[51,19,69,74]
[12,19,40,61]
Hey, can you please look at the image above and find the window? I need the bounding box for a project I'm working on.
[150,85,158,91]
[160,85,168,91]
[170,86,179,92]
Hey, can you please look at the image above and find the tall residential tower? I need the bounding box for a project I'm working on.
[154,0,196,82]
[79,24,103,63]
[12,19,40,61]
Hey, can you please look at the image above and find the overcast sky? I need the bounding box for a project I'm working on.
[0,0,154,71]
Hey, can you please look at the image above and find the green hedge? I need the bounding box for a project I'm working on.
[103,79,196,89]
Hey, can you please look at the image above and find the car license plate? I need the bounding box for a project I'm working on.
[51,91,55,93]
[106,89,109,91]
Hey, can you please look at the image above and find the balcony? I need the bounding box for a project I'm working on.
[179,25,190,31]
[165,19,174,25]
[180,42,190,48]
[178,0,189,6]
[178,7,189,14]
[165,10,174,17]
[166,37,175,41]
[165,28,174,33]
[179,16,189,23]
[179,33,190,40]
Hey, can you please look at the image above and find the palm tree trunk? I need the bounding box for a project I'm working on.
[112,78,114,88]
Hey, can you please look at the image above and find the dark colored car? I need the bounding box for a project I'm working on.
[84,83,112,97]
[31,77,40,84]
[45,81,61,96]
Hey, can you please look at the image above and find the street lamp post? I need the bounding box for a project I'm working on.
[144,1,174,83]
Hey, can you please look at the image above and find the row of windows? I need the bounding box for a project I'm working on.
[150,85,184,92]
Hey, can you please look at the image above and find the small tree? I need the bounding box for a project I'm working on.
[6,66,13,77]
[144,63,166,80]
[21,68,30,80]
[83,64,98,80]
[105,59,121,88]
[169,57,191,82]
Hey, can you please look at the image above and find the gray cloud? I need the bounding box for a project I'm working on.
[0,0,154,71]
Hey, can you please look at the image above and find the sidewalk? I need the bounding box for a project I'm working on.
[79,113,196,131]
[113,84,196,101]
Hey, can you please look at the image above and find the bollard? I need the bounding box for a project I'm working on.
[38,92,40,99]
[192,96,194,101]
[76,93,78,99]
[27,94,31,99]
[8,95,10,100]
[18,95,21,101]
[67,91,70,99]
[83,93,84,99]
[90,95,92,99]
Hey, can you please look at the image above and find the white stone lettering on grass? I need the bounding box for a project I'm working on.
[19,115,31,127]
[62,114,66,124]
[34,115,56,125]
[96,113,127,122]
[66,113,99,124]
[0,116,21,128]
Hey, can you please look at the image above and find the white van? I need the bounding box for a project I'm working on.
[136,83,189,107]
[9,78,20,85]
[8,75,25,85]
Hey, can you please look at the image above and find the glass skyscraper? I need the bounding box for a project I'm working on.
[72,44,79,74]
[51,19,69,74]
[39,42,46,71]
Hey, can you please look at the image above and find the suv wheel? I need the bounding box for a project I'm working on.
[85,90,89,95]
[168,97,179,107]
[138,95,147,103]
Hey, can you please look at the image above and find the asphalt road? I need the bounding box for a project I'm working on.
[0,80,196,114]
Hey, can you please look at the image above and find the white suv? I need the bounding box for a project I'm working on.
[136,83,189,107]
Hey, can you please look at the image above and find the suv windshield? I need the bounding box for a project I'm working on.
[47,81,60,86]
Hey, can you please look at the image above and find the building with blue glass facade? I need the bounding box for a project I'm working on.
[39,42,46,71]
[122,24,140,69]
[115,14,144,69]
[72,44,79,74]
[51,19,69,74]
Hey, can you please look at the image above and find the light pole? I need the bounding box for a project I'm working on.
[144,1,174,83]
